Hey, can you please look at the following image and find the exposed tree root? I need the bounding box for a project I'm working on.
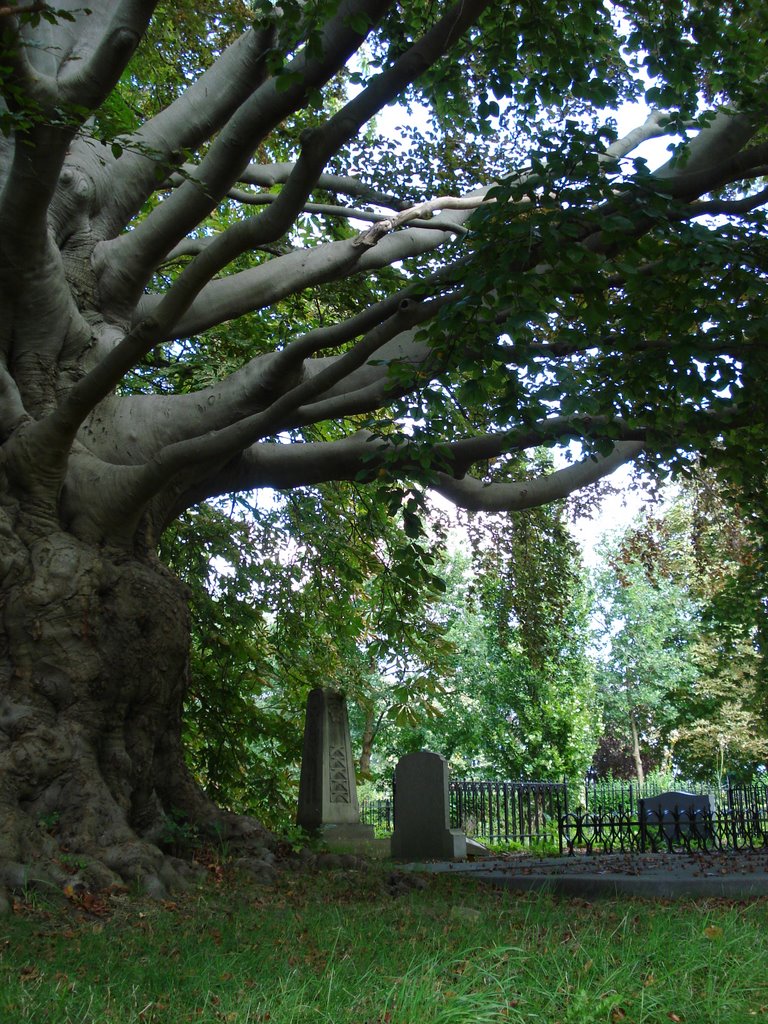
[0,795,274,906]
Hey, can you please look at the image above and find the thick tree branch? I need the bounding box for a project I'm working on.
[76,281,431,469]
[0,11,57,102]
[241,282,445,392]
[0,4,156,262]
[0,16,64,243]
[80,297,450,529]
[163,434,646,524]
[431,442,646,512]
[161,431,386,524]
[653,112,762,201]
[96,0,396,312]
[0,3,48,16]
[685,185,768,218]
[94,23,278,239]
[436,419,646,476]
[139,211,473,342]
[57,1,156,109]
[2,235,91,416]
[289,335,429,424]
[159,392,762,528]
[601,110,669,163]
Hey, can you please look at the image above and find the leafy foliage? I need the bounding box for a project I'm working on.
[591,471,768,783]
[365,502,600,782]
[161,480,455,824]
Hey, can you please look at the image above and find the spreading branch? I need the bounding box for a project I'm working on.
[432,442,647,513]
[95,0,397,310]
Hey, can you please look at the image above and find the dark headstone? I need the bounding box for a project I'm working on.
[640,790,715,841]
[390,751,466,861]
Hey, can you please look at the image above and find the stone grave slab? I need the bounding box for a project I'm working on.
[639,790,716,841]
[390,750,466,861]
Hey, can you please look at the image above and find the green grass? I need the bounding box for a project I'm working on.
[479,838,562,857]
[2,866,768,1023]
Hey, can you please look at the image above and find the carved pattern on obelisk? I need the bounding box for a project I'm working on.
[329,745,351,803]
[327,693,351,803]
[297,688,372,833]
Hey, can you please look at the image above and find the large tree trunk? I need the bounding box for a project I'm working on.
[0,513,266,897]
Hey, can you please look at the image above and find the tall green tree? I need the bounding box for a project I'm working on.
[666,472,768,781]
[369,505,600,782]
[593,522,699,784]
[592,477,768,783]
[3,0,768,891]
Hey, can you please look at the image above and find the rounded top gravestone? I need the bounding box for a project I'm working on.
[390,751,467,861]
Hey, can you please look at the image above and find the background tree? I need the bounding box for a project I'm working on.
[592,517,699,785]
[665,471,768,781]
[2,0,768,892]
[367,501,600,782]
[591,476,768,783]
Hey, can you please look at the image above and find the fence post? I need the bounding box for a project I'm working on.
[639,797,646,853]
[727,776,735,846]
[560,778,568,855]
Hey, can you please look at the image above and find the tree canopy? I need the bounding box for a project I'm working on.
[4,0,768,536]
[2,0,768,889]
[591,475,768,784]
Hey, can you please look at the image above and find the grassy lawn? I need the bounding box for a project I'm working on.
[2,864,768,1024]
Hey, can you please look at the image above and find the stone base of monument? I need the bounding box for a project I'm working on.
[318,823,390,859]
[465,837,489,859]
[318,822,375,842]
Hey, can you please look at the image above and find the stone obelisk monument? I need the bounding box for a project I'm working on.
[296,688,374,845]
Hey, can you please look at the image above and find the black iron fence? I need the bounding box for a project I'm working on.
[360,797,394,833]
[450,779,566,846]
[361,776,768,854]
[583,776,711,813]
[561,788,768,856]
[362,779,567,847]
